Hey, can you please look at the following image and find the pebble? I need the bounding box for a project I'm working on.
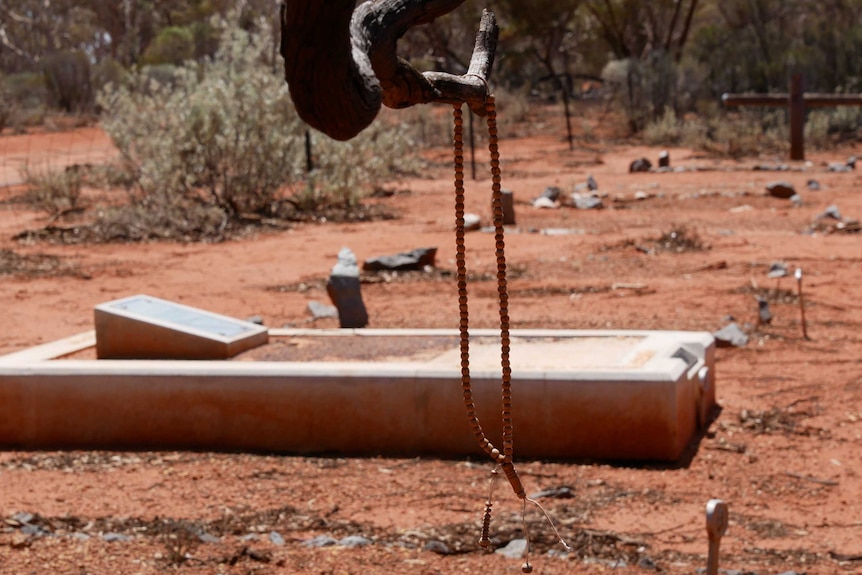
[423,540,452,555]
[102,532,131,542]
[495,538,527,559]
[269,531,285,546]
[713,322,748,348]
[339,535,372,548]
[303,534,337,547]
[765,181,796,199]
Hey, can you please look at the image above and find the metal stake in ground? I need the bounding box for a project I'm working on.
[706,499,728,575]
[796,267,809,340]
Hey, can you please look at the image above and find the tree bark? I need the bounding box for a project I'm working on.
[280,0,498,141]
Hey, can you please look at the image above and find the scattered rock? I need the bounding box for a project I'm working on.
[571,193,604,210]
[102,532,131,542]
[790,193,802,206]
[629,158,652,173]
[303,535,338,547]
[767,261,788,278]
[806,179,820,191]
[269,531,285,546]
[529,486,575,499]
[586,175,599,190]
[463,213,482,230]
[847,156,857,169]
[540,186,562,202]
[713,323,748,348]
[363,247,437,272]
[817,205,842,220]
[308,300,338,320]
[658,150,670,168]
[339,535,372,548]
[766,181,796,199]
[495,538,527,559]
[532,196,559,209]
[326,247,369,329]
[757,296,772,325]
[245,315,264,325]
[198,532,221,544]
[828,162,851,173]
[423,540,452,555]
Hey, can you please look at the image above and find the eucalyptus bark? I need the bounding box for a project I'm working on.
[280,0,498,141]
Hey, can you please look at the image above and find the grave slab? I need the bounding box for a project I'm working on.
[94,294,268,360]
[0,328,715,461]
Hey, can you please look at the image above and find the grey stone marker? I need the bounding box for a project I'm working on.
[363,247,437,272]
[326,247,369,328]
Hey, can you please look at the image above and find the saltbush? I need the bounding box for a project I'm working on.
[97,15,421,241]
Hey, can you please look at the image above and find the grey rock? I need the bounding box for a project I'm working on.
[102,532,131,542]
[308,300,338,319]
[713,323,748,348]
[658,150,670,168]
[757,296,772,325]
[423,540,452,555]
[71,533,91,541]
[21,524,48,536]
[326,247,368,329]
[817,204,842,220]
[495,538,528,559]
[303,535,338,547]
[529,486,574,499]
[463,213,482,230]
[766,181,796,199]
[339,535,372,548]
[198,532,221,544]
[269,531,285,546]
[586,175,599,190]
[572,194,604,210]
[848,156,857,169]
[828,162,851,172]
[245,315,264,325]
[363,247,437,272]
[11,512,34,525]
[541,186,562,201]
[767,261,788,278]
[629,158,652,173]
[790,193,802,206]
[532,196,559,209]
[806,179,821,191]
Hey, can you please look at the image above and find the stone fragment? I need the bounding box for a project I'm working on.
[326,247,369,329]
[423,540,452,555]
[532,196,559,209]
[496,538,528,559]
[713,323,748,348]
[767,262,788,278]
[765,181,796,199]
[529,486,574,499]
[339,535,372,548]
[541,186,562,201]
[586,175,599,190]
[629,158,652,173]
[308,300,338,319]
[817,204,842,220]
[806,179,820,191]
[303,535,338,547]
[363,247,437,272]
[463,213,482,230]
[658,150,670,168]
[571,194,604,210]
[269,531,285,546]
[847,156,857,169]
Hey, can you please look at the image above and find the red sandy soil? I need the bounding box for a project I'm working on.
[0,112,861,574]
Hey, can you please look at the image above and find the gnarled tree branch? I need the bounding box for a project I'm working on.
[280,0,499,141]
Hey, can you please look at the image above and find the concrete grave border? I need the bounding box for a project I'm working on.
[0,328,715,461]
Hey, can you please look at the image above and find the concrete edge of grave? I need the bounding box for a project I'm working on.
[0,328,715,383]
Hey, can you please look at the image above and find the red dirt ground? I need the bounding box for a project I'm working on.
[0,113,861,574]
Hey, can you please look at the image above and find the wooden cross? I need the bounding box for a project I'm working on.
[722,73,862,161]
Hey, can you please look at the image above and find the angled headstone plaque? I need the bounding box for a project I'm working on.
[94,294,268,359]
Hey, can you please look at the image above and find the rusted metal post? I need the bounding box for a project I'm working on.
[789,73,805,160]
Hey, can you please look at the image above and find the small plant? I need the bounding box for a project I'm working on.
[654,225,706,253]
[20,163,83,218]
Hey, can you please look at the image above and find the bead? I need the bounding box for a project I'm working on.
[521,562,533,573]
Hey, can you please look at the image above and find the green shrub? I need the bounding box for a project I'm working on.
[141,27,196,66]
[20,163,83,216]
[96,14,421,241]
[42,51,93,113]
